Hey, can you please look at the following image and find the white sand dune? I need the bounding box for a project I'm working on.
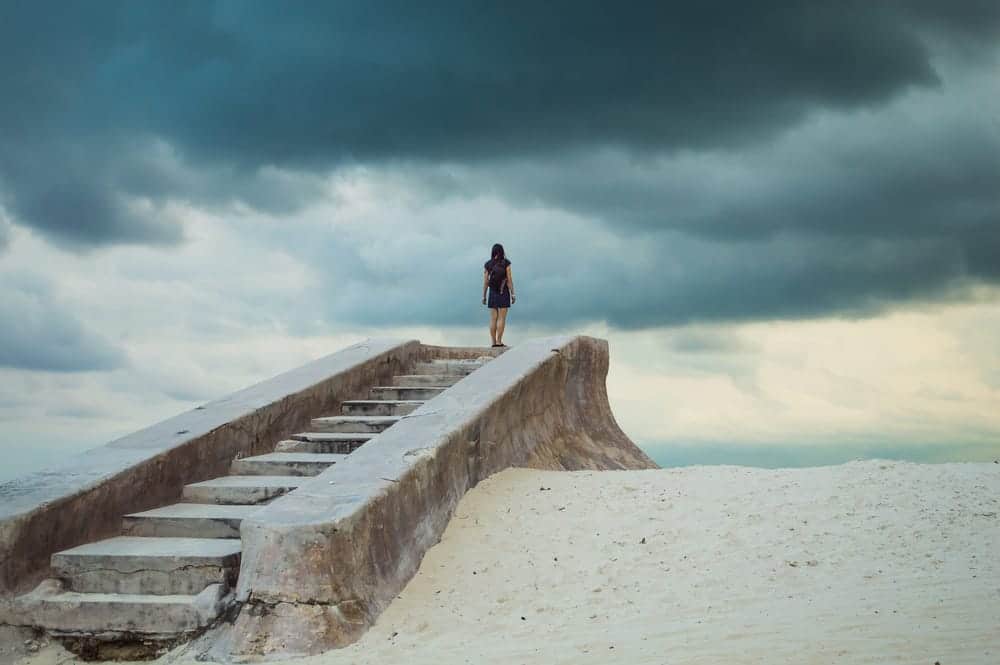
[10,461,1000,665]
[299,461,1000,665]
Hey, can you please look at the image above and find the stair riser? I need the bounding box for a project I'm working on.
[392,375,462,387]
[229,459,333,476]
[12,596,216,636]
[413,362,481,375]
[122,516,242,539]
[52,559,239,596]
[342,401,421,416]
[182,485,294,505]
[308,418,396,433]
[275,439,366,454]
[9,581,228,638]
[371,387,445,400]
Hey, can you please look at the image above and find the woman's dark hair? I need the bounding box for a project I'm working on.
[490,243,506,265]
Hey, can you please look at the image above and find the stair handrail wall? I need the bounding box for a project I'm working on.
[0,338,421,597]
[229,335,657,658]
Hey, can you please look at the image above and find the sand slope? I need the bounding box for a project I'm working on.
[298,461,999,665]
[10,461,999,665]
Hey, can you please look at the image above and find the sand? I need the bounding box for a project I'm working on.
[10,461,1000,664]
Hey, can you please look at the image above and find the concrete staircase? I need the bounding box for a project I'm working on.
[12,357,489,643]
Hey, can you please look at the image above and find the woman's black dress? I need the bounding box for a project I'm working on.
[485,258,512,309]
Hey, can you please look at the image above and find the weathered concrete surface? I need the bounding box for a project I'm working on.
[392,374,462,387]
[181,477,306,505]
[52,537,241,595]
[6,579,228,637]
[122,504,258,539]
[227,336,655,658]
[369,386,446,400]
[0,338,419,597]
[308,416,400,433]
[273,438,368,455]
[340,400,423,416]
[229,453,345,477]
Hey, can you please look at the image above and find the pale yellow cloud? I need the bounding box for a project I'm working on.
[603,299,1000,454]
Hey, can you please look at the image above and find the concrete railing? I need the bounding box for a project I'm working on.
[227,335,656,658]
[0,338,423,597]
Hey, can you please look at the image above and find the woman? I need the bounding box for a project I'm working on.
[482,243,516,347]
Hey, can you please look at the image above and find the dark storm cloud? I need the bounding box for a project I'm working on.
[2,0,999,248]
[0,273,126,371]
[331,68,998,331]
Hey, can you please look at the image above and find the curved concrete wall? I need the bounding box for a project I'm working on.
[228,335,655,658]
[0,338,421,597]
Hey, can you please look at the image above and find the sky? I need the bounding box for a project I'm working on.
[1,1,999,480]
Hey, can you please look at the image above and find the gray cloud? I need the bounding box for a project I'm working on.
[371,67,999,328]
[2,1,998,248]
[294,66,998,331]
[670,330,752,355]
[0,272,126,371]
[0,216,9,251]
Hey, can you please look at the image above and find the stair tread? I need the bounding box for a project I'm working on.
[36,590,210,605]
[55,536,241,560]
[12,581,229,635]
[186,475,308,488]
[370,386,446,399]
[311,415,400,424]
[291,432,375,441]
[125,503,258,520]
[341,399,424,405]
[238,452,347,463]
[373,385,447,389]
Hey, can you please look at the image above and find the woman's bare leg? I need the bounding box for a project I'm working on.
[489,308,499,345]
[496,307,508,345]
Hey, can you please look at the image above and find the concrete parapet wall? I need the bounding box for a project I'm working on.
[228,335,655,658]
[0,338,420,597]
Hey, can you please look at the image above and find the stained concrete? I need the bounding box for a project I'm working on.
[230,453,345,477]
[391,374,462,387]
[341,400,423,416]
[52,537,241,595]
[4,580,228,637]
[0,338,421,596]
[122,504,258,539]
[412,360,484,374]
[228,336,655,658]
[273,438,367,455]
[181,477,306,505]
[308,416,400,433]
[369,386,446,400]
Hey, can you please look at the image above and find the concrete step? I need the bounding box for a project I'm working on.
[392,374,462,387]
[51,537,241,595]
[182,475,306,505]
[9,579,228,637]
[287,432,375,454]
[341,400,423,416]
[274,437,365,454]
[413,360,485,375]
[309,415,399,433]
[230,452,346,477]
[122,503,258,539]
[370,386,446,401]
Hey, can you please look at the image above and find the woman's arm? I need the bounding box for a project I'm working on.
[482,269,489,305]
[506,265,515,302]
